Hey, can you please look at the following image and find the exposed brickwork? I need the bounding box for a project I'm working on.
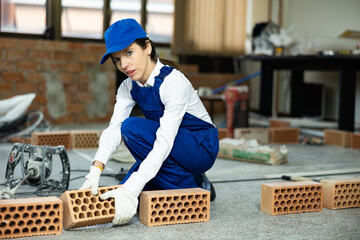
[59,185,120,230]
[218,128,229,140]
[31,131,72,149]
[71,130,101,149]
[139,188,210,227]
[261,181,323,215]
[269,128,299,144]
[350,133,360,150]
[269,119,291,128]
[320,178,360,210]
[0,36,115,125]
[0,197,62,239]
[324,129,351,148]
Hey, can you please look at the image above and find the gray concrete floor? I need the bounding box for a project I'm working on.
[0,122,360,240]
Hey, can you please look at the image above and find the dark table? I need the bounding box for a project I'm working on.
[247,55,360,131]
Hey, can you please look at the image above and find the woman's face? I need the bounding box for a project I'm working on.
[111,42,155,84]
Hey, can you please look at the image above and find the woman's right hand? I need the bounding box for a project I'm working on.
[79,165,102,195]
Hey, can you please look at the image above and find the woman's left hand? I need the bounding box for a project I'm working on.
[100,187,138,225]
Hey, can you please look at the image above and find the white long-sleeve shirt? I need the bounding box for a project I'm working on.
[94,60,213,197]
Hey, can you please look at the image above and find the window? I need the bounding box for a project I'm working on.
[61,0,104,39]
[0,0,47,34]
[146,0,174,44]
[110,0,141,25]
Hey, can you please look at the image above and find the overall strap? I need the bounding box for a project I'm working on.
[153,66,174,108]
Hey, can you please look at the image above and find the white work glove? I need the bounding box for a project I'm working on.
[79,166,102,195]
[100,187,138,225]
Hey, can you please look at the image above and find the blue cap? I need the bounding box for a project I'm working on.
[100,18,147,64]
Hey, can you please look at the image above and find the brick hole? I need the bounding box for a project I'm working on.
[274,189,279,194]
[314,192,319,198]
[163,203,169,209]
[289,206,294,211]
[162,217,168,223]
[49,226,55,231]
[94,211,100,216]
[4,229,11,236]
[316,198,321,204]
[4,214,11,220]
[357,195,360,200]
[49,211,56,217]
[40,211,47,217]
[299,187,304,193]
[286,200,291,206]
[35,205,42,211]
[280,189,286,194]
[340,184,345,189]
[284,194,289,200]
[191,201,197,207]
[293,188,299,194]
[195,208,200,214]
[293,199,298,205]
[277,207,283,213]
[295,193,300,199]
[313,204,319,210]
[301,205,306,210]
[354,200,358,205]
[44,219,51,225]
[169,202,175,209]
[9,221,16,227]
[191,214,197,220]
[307,205,313,210]
[346,184,350,188]
[335,196,339,202]
[348,201,353,206]
[166,196,172,201]
[295,206,300,211]
[154,217,160,223]
[35,219,42,225]
[316,186,321,191]
[73,206,80,212]
[31,212,38,218]
[151,211,157,217]
[308,192,313,198]
[13,213,20,220]
[305,187,310,192]
[75,199,81,205]
[158,210,165,217]
[159,197,165,203]
[173,196,180,202]
[96,203,102,209]
[198,200,204,207]
[150,219,154,223]
[345,195,350,200]
[17,206,24,212]
[87,212,93,218]
[301,193,307,198]
[85,191,91,197]
[83,198,90,204]
[280,201,285,207]
[335,184,340,189]
[69,193,76,199]
[102,209,108,215]
[17,220,25,227]
[184,215,189,220]
[111,201,115,207]
[184,202,190,208]
[22,228,29,234]
[299,199,304,205]
[180,209,186,214]
[177,216,182,221]
[170,216,175,222]
[351,195,355,200]
[99,189,106,195]
[340,195,344,201]
[310,199,315,204]
[290,194,295,200]
[343,189,348,195]
[188,195,194,201]
[31,227,38,233]
[79,213,85,219]
[304,199,309,205]
[151,197,157,203]
[110,208,115,214]
[342,202,348,207]
[173,209,179,215]
[310,186,316,191]
[283,206,288,212]
[53,218,60,224]
[349,189,353,194]
[181,196,186,201]
[81,205,87,212]
[27,206,34,211]
[154,203,161,210]
[104,202,110,208]
[337,190,342,195]
[77,192,84,198]
[90,197,97,204]
[166,209,172,216]
[201,207,207,213]
[22,212,29,219]
[278,195,283,201]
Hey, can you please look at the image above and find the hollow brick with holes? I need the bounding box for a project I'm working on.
[320,178,360,210]
[70,130,101,149]
[31,131,72,150]
[269,127,299,144]
[324,129,351,148]
[139,188,210,227]
[260,181,323,215]
[59,185,121,230]
[0,197,62,239]
[350,133,360,150]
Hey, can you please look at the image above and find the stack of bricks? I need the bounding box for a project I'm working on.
[30,130,102,149]
[59,185,120,230]
[0,37,115,125]
[324,129,351,148]
[321,178,360,210]
[269,128,299,144]
[139,188,210,227]
[0,197,62,239]
[260,181,323,215]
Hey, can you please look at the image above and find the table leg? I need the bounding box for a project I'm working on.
[338,66,356,131]
[290,70,304,117]
[259,63,273,117]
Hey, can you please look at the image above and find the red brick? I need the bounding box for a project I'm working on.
[34,94,47,104]
[0,196,62,238]
[65,63,85,72]
[73,93,93,103]
[65,42,85,51]
[74,114,93,123]
[0,83,14,92]
[42,62,63,71]
[71,130,101,149]
[54,51,74,61]
[17,39,43,50]
[0,60,16,71]
[85,43,106,54]
[261,181,323,215]
[59,73,74,83]
[31,131,72,149]
[269,119,291,128]
[43,40,65,51]
[2,72,25,82]
[139,188,210,227]
[0,37,16,48]
[16,83,37,93]
[350,133,360,150]
[79,73,91,82]
[4,49,27,60]
[17,61,41,71]
[324,129,351,148]
[28,72,46,83]
[269,128,299,144]
[67,104,86,113]
[52,115,75,125]
[77,52,96,63]
[29,50,53,60]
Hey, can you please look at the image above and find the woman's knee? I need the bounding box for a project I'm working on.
[121,117,141,138]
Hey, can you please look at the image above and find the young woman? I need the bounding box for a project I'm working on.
[80,18,219,225]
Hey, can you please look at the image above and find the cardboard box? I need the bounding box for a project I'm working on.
[218,138,288,165]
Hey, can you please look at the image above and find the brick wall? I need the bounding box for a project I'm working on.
[0,37,116,124]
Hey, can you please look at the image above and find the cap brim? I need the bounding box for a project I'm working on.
[99,39,136,64]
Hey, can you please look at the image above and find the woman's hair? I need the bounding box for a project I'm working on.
[134,38,181,70]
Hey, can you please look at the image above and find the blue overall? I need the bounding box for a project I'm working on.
[120,66,219,191]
